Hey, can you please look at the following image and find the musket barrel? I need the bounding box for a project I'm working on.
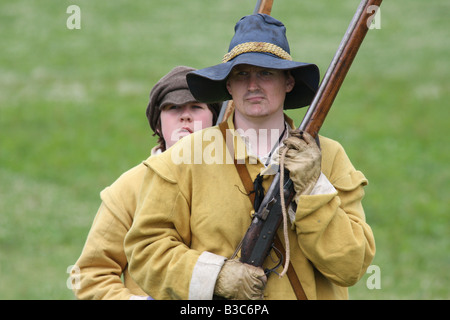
[299,0,382,137]
[254,0,273,15]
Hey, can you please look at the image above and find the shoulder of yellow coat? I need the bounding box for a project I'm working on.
[142,152,177,184]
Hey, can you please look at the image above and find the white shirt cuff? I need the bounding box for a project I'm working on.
[289,172,337,223]
[309,172,336,195]
[188,251,227,300]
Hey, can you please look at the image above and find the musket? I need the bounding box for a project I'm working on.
[216,0,274,124]
[238,0,383,270]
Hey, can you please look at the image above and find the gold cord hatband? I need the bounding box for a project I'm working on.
[222,42,292,63]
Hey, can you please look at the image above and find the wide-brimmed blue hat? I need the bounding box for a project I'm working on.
[187,14,320,109]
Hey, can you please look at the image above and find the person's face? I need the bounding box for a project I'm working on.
[226,65,295,120]
[160,102,213,149]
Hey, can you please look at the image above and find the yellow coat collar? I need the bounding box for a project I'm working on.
[224,111,295,163]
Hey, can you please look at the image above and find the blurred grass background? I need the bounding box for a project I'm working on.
[0,0,448,299]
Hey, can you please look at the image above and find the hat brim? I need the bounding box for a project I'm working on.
[158,89,197,109]
[187,52,320,109]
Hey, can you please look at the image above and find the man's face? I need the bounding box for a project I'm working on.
[160,102,213,149]
[226,65,295,120]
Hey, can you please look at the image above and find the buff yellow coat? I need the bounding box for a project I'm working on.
[125,115,375,300]
[73,163,149,299]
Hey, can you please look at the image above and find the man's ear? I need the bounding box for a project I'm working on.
[226,80,232,95]
[286,72,295,93]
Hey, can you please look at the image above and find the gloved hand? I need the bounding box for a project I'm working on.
[214,259,267,300]
[279,130,321,198]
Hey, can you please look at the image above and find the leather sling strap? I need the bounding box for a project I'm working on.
[218,121,307,300]
[273,235,308,300]
[218,121,255,206]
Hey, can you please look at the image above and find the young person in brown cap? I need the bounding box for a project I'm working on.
[72,66,220,299]
[125,14,375,300]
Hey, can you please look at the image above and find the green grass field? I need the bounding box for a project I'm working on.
[0,0,448,299]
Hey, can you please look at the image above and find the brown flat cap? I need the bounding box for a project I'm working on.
[146,66,197,132]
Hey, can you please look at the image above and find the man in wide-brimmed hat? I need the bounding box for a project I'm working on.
[125,14,375,300]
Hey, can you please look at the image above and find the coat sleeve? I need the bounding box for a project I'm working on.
[292,139,376,287]
[124,159,206,300]
[73,165,149,300]
[73,200,139,300]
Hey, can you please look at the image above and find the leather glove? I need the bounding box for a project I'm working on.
[214,259,267,300]
[279,130,321,198]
